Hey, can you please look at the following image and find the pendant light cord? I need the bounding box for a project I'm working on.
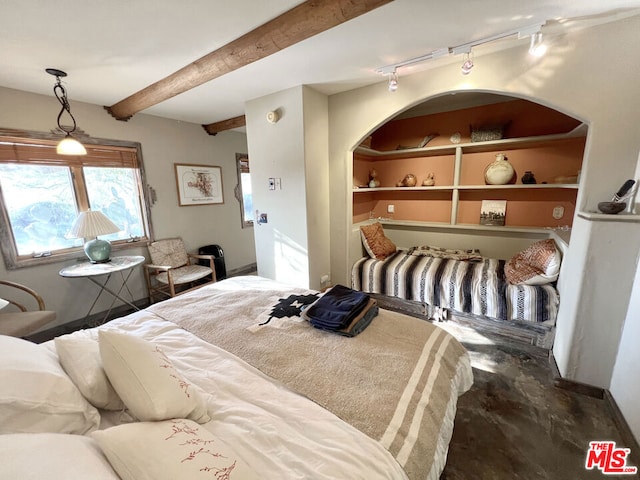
[52,76,77,135]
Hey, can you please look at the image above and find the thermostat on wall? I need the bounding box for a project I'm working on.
[266,110,279,123]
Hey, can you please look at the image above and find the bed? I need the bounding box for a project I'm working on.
[0,275,473,480]
[352,223,562,348]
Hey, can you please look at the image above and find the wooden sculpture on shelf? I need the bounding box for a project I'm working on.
[422,172,435,186]
[396,174,417,187]
[368,169,380,188]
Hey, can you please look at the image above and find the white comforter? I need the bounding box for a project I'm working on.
[46,312,410,480]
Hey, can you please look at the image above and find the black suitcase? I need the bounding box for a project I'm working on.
[198,244,227,281]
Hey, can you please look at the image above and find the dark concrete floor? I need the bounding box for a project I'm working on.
[439,319,639,480]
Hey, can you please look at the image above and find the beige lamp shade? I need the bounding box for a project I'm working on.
[69,210,120,239]
[69,210,121,263]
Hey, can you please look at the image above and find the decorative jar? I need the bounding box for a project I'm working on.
[484,153,516,185]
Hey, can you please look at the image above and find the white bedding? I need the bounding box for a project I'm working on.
[44,312,410,479]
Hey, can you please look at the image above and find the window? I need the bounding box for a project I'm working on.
[234,153,253,228]
[0,131,153,269]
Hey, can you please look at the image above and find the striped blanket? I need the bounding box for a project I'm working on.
[352,251,559,323]
[147,276,473,480]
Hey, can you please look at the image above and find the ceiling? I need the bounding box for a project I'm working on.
[2,0,640,129]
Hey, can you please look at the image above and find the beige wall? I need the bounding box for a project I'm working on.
[0,86,255,326]
[245,85,330,290]
[327,14,640,432]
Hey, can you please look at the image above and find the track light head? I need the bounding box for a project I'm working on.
[461,53,474,75]
[529,31,547,57]
[388,70,398,92]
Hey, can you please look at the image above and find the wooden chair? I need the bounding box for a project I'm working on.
[143,237,217,303]
[0,280,57,337]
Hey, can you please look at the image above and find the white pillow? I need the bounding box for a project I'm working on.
[98,329,210,423]
[0,433,119,480]
[55,335,125,410]
[92,419,260,480]
[0,335,100,434]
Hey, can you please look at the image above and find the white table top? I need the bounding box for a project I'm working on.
[59,255,146,278]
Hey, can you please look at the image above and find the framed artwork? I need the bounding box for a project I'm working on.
[174,163,224,206]
[479,200,507,226]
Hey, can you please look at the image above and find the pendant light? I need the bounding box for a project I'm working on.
[46,68,87,155]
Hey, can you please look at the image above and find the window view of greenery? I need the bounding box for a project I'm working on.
[84,167,145,240]
[241,170,253,225]
[0,164,145,257]
[236,154,253,228]
[0,164,81,255]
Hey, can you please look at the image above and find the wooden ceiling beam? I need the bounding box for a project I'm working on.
[202,115,246,136]
[105,0,393,121]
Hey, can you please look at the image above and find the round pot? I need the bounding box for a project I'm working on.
[484,153,516,185]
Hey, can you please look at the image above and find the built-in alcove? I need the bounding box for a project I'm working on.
[352,92,587,233]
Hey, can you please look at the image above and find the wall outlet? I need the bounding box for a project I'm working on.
[320,274,330,284]
[553,206,564,219]
[387,204,395,213]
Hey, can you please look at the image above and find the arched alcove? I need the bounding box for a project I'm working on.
[351,91,587,245]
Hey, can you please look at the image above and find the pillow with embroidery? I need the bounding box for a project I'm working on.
[92,419,260,480]
[98,330,210,423]
[505,239,561,285]
[360,222,396,260]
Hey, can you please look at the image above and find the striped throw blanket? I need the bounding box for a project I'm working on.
[352,251,559,323]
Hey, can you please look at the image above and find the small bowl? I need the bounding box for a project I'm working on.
[598,202,626,214]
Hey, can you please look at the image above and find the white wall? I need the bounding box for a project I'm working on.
[328,15,640,396]
[302,87,331,289]
[245,86,330,290]
[611,245,640,441]
[246,86,309,287]
[0,86,255,326]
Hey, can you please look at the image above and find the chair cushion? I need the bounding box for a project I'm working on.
[156,265,213,285]
[148,238,189,268]
[0,310,56,337]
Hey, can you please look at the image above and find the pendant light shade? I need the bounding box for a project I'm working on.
[57,133,87,155]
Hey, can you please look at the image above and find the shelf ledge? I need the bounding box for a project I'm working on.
[578,212,640,222]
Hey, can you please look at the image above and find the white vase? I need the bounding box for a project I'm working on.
[484,153,516,185]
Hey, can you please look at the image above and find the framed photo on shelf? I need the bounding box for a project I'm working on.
[174,163,224,206]
[480,200,507,226]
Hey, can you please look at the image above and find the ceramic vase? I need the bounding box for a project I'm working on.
[484,153,516,185]
[521,171,537,184]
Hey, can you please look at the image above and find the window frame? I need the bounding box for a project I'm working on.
[0,128,154,270]
[233,152,253,228]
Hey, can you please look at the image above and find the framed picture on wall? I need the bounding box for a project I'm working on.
[479,200,506,226]
[174,163,224,206]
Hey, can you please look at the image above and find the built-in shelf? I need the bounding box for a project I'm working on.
[578,212,640,222]
[355,127,587,160]
[356,218,571,247]
[353,102,586,232]
[354,183,578,193]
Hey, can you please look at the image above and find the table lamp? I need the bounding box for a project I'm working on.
[69,210,121,263]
